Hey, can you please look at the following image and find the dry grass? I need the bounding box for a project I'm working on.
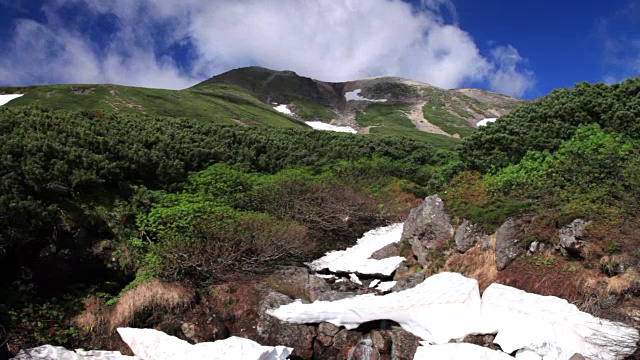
[445,236,497,292]
[74,296,106,332]
[607,268,640,295]
[108,279,193,329]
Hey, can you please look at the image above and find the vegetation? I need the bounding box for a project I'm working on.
[422,98,475,138]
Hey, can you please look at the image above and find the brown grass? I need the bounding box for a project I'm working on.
[74,296,106,332]
[108,279,193,329]
[607,268,640,295]
[445,236,497,292]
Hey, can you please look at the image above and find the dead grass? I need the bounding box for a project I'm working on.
[445,237,497,292]
[607,268,640,295]
[74,296,106,332]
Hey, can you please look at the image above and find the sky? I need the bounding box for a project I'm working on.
[0,0,637,99]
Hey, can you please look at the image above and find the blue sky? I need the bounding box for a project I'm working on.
[0,0,638,99]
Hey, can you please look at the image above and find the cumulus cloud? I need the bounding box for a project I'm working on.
[0,0,535,96]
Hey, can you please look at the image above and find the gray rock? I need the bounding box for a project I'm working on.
[454,220,487,253]
[348,338,381,360]
[257,292,317,358]
[495,219,525,270]
[569,354,586,360]
[273,266,331,302]
[315,290,358,301]
[391,273,425,292]
[390,327,421,360]
[559,219,591,257]
[370,243,400,260]
[333,329,364,359]
[401,195,453,266]
[317,322,342,346]
[11,345,134,360]
[371,330,392,353]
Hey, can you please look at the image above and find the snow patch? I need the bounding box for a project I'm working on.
[0,94,24,106]
[375,281,397,292]
[477,118,497,127]
[305,121,357,134]
[369,279,381,288]
[273,104,293,115]
[268,272,482,344]
[117,328,292,360]
[307,223,405,276]
[349,273,362,285]
[414,342,514,360]
[344,89,387,102]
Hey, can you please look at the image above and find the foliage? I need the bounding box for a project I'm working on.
[422,98,475,138]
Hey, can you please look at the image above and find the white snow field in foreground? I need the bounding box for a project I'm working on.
[305,121,357,133]
[414,342,514,360]
[0,94,24,106]
[477,117,497,127]
[481,283,639,360]
[307,223,405,276]
[268,272,482,344]
[273,104,293,115]
[344,89,388,102]
[117,328,292,360]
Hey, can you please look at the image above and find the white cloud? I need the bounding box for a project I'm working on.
[488,45,535,97]
[0,0,535,96]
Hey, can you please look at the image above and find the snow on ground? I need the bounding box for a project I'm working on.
[481,283,639,360]
[117,328,291,360]
[477,118,497,127]
[414,342,514,360]
[375,281,397,292]
[344,89,387,102]
[273,104,293,115]
[305,121,357,134]
[268,272,482,344]
[0,94,24,106]
[307,223,405,276]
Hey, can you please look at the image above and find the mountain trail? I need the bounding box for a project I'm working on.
[405,103,452,137]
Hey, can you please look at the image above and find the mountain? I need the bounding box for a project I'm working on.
[0,66,525,147]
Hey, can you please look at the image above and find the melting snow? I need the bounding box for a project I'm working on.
[305,121,357,134]
[415,342,514,360]
[307,223,405,276]
[344,89,387,102]
[349,273,363,285]
[375,281,397,292]
[477,118,497,127]
[268,272,482,344]
[0,94,24,106]
[273,104,293,115]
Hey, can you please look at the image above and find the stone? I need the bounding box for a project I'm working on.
[400,195,453,266]
[390,273,425,292]
[333,329,364,360]
[371,330,392,353]
[370,243,400,260]
[558,219,591,257]
[317,322,342,347]
[11,345,134,360]
[273,266,331,302]
[256,292,317,358]
[454,220,487,253]
[390,327,420,360]
[569,354,586,360]
[495,219,525,270]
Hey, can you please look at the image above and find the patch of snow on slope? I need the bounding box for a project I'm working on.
[273,104,293,115]
[481,283,639,360]
[414,342,514,360]
[268,272,482,344]
[307,223,404,276]
[0,94,24,106]
[305,121,357,133]
[117,328,292,360]
[344,89,387,102]
[375,281,397,292]
[477,118,497,127]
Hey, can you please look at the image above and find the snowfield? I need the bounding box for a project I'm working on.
[307,223,405,276]
[273,104,293,115]
[305,121,357,133]
[344,89,388,102]
[477,117,497,126]
[0,94,24,106]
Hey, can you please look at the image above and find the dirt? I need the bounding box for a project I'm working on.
[404,102,452,137]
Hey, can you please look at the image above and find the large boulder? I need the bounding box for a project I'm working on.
[390,273,425,292]
[390,327,420,360]
[401,196,453,266]
[370,243,400,260]
[558,219,591,258]
[256,292,317,358]
[11,346,134,360]
[495,219,525,270]
[454,220,488,253]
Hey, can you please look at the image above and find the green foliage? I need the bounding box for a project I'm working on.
[290,99,334,120]
[422,99,475,138]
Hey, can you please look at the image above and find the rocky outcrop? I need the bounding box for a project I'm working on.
[495,219,525,270]
[401,195,453,266]
[390,327,420,360]
[454,220,488,253]
[370,243,399,260]
[558,219,591,258]
[11,346,134,360]
[390,273,424,292]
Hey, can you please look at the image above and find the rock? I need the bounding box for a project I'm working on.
[11,345,134,360]
[414,343,514,360]
[454,220,487,253]
[256,292,317,358]
[390,273,424,292]
[370,243,400,260]
[558,219,591,257]
[390,327,420,360]
[273,266,331,302]
[371,330,392,353]
[317,322,342,347]
[333,329,364,360]
[495,219,525,270]
[268,272,482,344]
[401,195,453,266]
[348,338,381,360]
[569,354,586,360]
[117,328,292,360]
[315,290,358,301]
[480,283,639,360]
